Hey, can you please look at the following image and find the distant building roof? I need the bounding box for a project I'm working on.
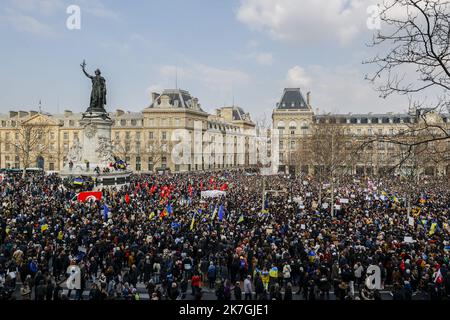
[148,89,204,112]
[276,88,309,110]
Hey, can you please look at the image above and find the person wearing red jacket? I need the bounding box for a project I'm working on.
[191,272,202,296]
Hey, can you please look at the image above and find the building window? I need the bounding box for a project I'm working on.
[49,163,55,171]
[280,141,284,149]
[161,156,167,168]
[125,143,131,152]
[63,132,69,140]
[136,142,141,153]
[291,130,295,135]
[175,164,180,172]
[11,121,16,127]
[136,132,141,140]
[125,132,131,140]
[50,132,55,140]
[148,158,154,171]
[136,156,141,171]
[115,132,120,141]
[148,119,154,126]
[162,132,167,140]
[50,143,55,151]
[74,132,79,140]
[69,120,75,127]
[131,119,137,126]
[1,121,6,127]
[120,119,127,126]
[15,132,19,140]
[149,132,154,140]
[368,128,372,135]
[290,140,296,149]
[63,143,69,152]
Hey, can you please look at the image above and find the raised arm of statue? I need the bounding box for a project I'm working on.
[80,60,93,79]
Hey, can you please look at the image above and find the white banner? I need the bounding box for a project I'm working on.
[201,190,227,198]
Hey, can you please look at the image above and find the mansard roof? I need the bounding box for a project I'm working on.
[147,89,205,112]
[276,88,310,110]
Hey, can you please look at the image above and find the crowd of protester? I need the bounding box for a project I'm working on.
[0,169,449,301]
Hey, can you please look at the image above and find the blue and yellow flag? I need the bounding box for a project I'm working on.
[429,223,438,236]
[211,206,218,220]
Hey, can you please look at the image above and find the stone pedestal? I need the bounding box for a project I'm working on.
[79,112,114,167]
[60,111,131,188]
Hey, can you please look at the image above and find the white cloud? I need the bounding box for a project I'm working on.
[236,50,274,66]
[8,0,64,15]
[286,66,312,88]
[2,8,55,36]
[195,63,251,92]
[285,64,410,114]
[155,63,250,94]
[255,52,274,66]
[80,0,120,20]
[237,0,373,46]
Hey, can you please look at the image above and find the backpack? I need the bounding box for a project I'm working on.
[208,265,216,277]
[29,261,38,273]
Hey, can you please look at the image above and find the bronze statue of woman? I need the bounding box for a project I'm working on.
[81,60,107,113]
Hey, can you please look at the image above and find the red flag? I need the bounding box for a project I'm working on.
[77,191,102,202]
[125,194,130,204]
[159,208,168,219]
[188,185,193,197]
[150,185,157,195]
[220,183,228,191]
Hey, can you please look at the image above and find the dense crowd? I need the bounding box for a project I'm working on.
[0,170,449,301]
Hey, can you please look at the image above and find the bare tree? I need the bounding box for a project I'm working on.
[0,119,51,177]
[295,119,357,212]
[112,139,132,161]
[366,0,450,98]
[364,0,450,171]
[146,140,173,170]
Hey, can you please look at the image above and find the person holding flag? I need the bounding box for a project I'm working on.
[190,210,199,231]
[167,203,174,216]
[218,205,225,222]
[210,206,218,221]
[103,204,110,221]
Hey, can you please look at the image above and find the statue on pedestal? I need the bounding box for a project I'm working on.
[80,60,107,114]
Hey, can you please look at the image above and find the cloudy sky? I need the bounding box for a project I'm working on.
[0,0,415,118]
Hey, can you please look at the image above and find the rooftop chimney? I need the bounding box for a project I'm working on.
[64,110,73,117]
[116,109,125,116]
[307,92,311,106]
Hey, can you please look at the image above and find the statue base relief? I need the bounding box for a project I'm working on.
[60,111,132,188]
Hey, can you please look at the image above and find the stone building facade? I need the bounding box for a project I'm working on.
[0,89,256,173]
[272,88,450,176]
[1,87,449,176]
